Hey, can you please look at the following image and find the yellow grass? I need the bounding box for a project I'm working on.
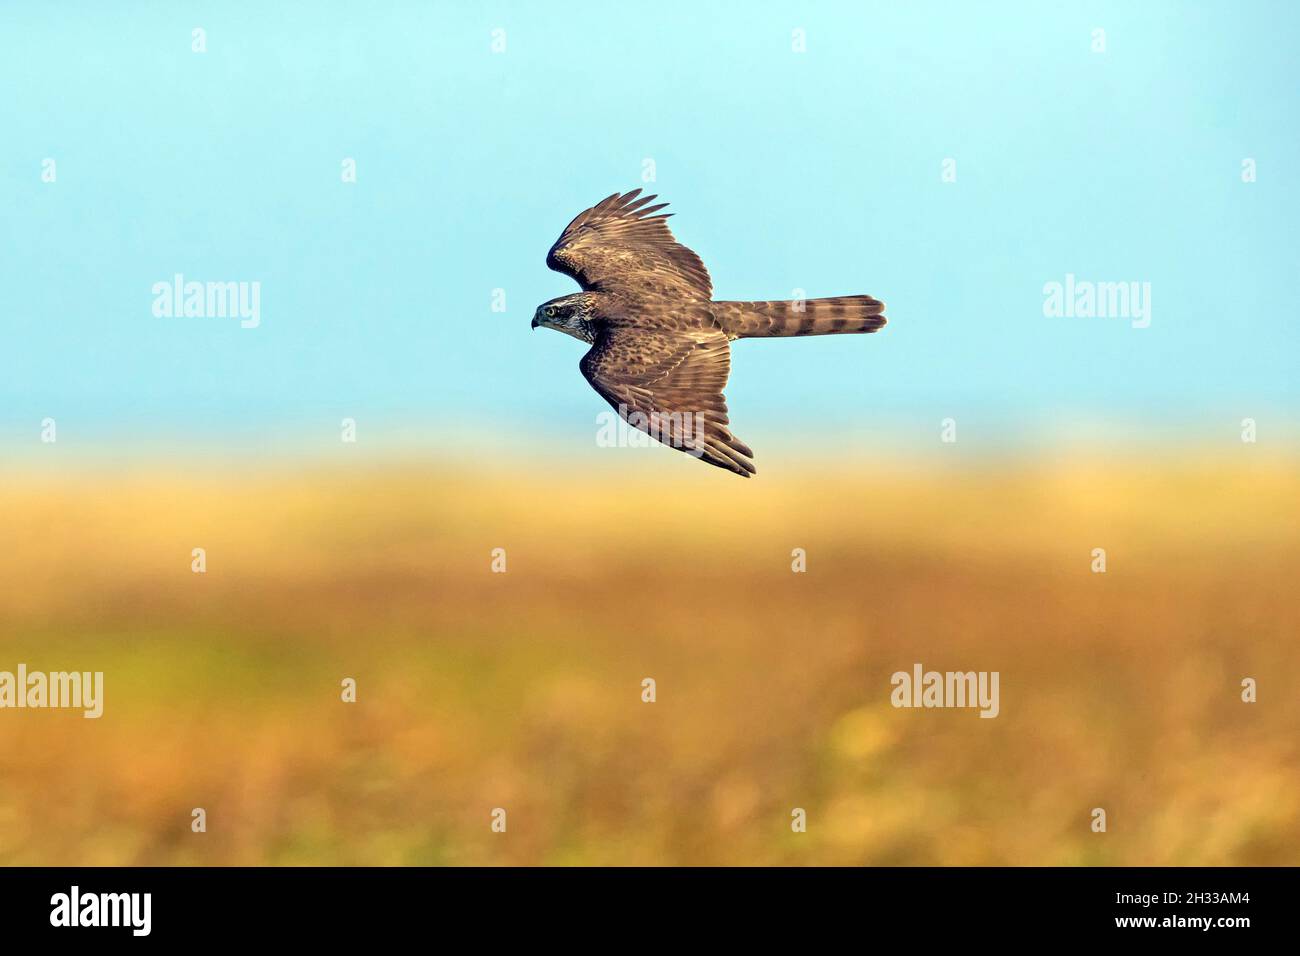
[1,452,1297,865]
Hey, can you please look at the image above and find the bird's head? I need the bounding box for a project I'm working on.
[532,293,597,343]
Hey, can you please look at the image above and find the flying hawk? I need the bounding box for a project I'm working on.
[532,189,887,477]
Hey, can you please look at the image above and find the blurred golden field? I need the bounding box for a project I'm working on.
[1,450,1297,865]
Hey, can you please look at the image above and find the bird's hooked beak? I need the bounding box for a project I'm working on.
[531,315,540,330]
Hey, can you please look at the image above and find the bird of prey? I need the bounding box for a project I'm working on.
[532,189,888,477]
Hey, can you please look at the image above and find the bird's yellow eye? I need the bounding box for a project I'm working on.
[545,306,557,317]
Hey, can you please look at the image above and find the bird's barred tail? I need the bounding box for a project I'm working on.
[715,296,887,338]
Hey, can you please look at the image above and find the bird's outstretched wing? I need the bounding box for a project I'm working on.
[547,189,713,301]
[581,325,755,477]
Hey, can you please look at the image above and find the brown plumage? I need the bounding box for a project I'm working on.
[533,189,888,477]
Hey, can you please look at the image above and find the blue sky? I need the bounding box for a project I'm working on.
[3,1,1297,455]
